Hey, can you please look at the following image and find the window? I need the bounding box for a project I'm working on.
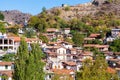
[59,50,60,54]
[5,65,8,69]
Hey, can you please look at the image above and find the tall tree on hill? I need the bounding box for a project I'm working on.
[14,38,45,80]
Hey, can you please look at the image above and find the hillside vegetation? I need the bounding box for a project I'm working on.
[28,0,120,37]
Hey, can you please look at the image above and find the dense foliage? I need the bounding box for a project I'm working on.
[76,55,118,80]
[0,22,6,33]
[110,38,120,52]
[2,53,15,61]
[0,12,4,20]
[72,32,84,47]
[14,38,45,80]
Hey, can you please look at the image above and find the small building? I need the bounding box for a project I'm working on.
[0,62,14,80]
[111,29,120,38]
[64,28,70,34]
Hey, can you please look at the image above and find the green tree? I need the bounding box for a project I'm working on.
[28,16,40,27]
[14,38,45,80]
[64,37,74,44]
[14,37,29,80]
[2,53,15,61]
[0,12,4,20]
[72,32,84,47]
[8,25,19,35]
[64,6,70,11]
[70,18,84,31]
[39,33,49,43]
[24,28,36,38]
[0,22,6,33]
[110,38,120,52]
[76,55,118,80]
[53,9,61,16]
[42,7,47,13]
[30,43,45,80]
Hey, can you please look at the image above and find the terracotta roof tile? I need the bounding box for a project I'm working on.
[107,67,116,74]
[89,33,100,38]
[52,69,74,75]
[84,44,109,48]
[0,70,13,77]
[0,62,14,66]
[63,62,76,66]
[46,28,58,32]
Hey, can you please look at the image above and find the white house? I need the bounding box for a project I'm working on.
[111,29,120,38]
[0,62,14,80]
[64,28,70,34]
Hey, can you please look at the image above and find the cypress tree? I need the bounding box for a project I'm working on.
[30,43,45,80]
[13,39,45,80]
[14,37,29,80]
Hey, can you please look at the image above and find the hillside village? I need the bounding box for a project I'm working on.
[0,0,120,80]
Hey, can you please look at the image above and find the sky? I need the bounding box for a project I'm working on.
[0,0,91,15]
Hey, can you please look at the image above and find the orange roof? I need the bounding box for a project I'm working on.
[82,51,93,56]
[89,33,100,38]
[8,37,21,42]
[7,37,41,42]
[26,38,40,42]
[95,45,109,48]
[107,67,116,74]
[45,51,57,56]
[84,44,109,48]
[84,44,95,47]
[52,69,74,75]
[0,70,13,77]
[63,62,76,66]
[46,28,58,32]
[0,62,14,66]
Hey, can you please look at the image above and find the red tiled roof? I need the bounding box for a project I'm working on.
[52,69,74,75]
[107,67,116,74]
[0,70,13,77]
[84,44,109,48]
[63,62,76,66]
[89,33,100,38]
[8,37,41,42]
[46,28,58,32]
[45,51,57,56]
[82,51,93,56]
[8,37,21,42]
[0,62,14,66]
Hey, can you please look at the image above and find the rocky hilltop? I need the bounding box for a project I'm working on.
[41,0,120,20]
[1,10,31,25]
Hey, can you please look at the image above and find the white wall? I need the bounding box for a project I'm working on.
[57,47,66,54]
[0,66,12,71]
[64,30,70,34]
[64,45,73,49]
